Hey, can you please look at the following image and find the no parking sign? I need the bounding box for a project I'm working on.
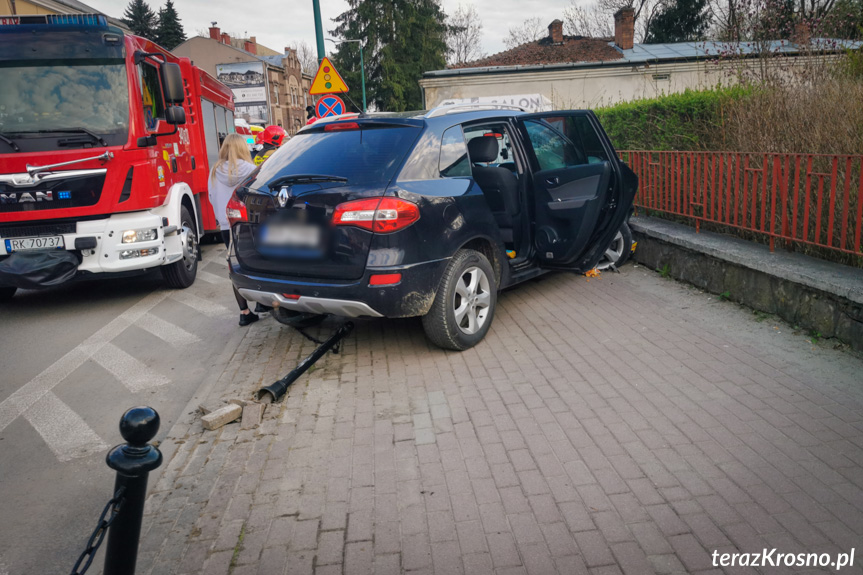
[316,95,346,119]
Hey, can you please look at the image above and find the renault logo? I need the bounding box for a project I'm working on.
[277,186,289,208]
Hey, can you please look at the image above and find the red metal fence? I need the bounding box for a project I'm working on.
[619,151,863,256]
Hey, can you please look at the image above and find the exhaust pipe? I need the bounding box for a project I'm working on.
[256,322,354,403]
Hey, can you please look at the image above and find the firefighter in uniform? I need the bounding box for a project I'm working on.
[252,125,287,166]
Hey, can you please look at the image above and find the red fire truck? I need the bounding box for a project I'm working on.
[0,14,238,301]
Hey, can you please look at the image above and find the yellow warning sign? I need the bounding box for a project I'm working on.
[309,57,349,95]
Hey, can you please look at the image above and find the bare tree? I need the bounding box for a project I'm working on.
[291,40,318,74]
[504,17,547,49]
[563,0,660,42]
[447,3,486,65]
[564,3,614,36]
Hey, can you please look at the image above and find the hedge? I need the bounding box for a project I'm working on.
[594,85,755,151]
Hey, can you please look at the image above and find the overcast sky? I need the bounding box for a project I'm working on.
[85,0,571,61]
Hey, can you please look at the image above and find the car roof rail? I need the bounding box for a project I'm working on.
[425,103,526,118]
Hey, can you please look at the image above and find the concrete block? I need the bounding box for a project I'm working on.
[229,398,250,408]
[241,402,266,429]
[201,404,242,431]
[199,402,224,415]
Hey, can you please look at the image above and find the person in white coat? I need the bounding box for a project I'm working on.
[209,133,259,326]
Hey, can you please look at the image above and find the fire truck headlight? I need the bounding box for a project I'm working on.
[122,228,158,243]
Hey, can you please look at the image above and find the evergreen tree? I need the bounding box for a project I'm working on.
[645,0,711,43]
[123,0,158,41]
[156,0,186,50]
[331,0,449,111]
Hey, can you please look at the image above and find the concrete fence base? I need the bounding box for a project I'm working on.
[629,217,863,352]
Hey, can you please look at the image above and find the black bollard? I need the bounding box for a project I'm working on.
[103,406,163,575]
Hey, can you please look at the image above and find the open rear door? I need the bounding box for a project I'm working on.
[517,111,628,272]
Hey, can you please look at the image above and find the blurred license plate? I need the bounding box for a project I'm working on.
[5,236,65,252]
[261,224,320,247]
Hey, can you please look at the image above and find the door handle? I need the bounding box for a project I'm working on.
[546,177,559,186]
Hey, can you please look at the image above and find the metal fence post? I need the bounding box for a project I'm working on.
[103,406,163,575]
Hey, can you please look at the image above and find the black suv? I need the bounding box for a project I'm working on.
[228,106,637,350]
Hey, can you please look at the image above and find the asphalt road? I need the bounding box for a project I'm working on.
[0,243,240,575]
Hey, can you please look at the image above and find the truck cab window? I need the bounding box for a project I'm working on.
[138,63,165,131]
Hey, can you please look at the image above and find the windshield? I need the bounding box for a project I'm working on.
[253,125,421,188]
[0,59,129,137]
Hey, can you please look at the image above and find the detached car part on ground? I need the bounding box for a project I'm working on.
[227,107,637,350]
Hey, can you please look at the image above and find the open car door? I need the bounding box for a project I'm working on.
[516,111,635,273]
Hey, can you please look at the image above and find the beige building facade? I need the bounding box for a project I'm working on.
[173,29,311,134]
[420,10,838,111]
[0,0,129,29]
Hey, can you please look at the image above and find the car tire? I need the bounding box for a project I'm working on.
[0,286,17,303]
[422,249,497,351]
[595,221,633,271]
[272,307,327,329]
[162,205,199,289]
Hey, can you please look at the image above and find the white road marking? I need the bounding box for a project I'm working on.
[197,269,230,285]
[92,343,171,393]
[136,312,201,346]
[0,290,169,435]
[24,391,108,462]
[170,290,230,317]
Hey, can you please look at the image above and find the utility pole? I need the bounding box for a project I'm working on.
[312,0,326,63]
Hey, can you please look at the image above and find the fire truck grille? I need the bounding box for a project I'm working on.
[0,174,105,213]
[0,222,77,238]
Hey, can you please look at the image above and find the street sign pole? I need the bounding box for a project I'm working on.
[312,0,326,63]
[359,45,366,113]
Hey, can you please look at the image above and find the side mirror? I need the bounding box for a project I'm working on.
[165,106,186,125]
[160,63,184,104]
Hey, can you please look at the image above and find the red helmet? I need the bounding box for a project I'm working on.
[260,125,287,147]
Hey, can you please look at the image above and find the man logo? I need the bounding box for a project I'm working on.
[277,186,290,208]
[0,191,53,204]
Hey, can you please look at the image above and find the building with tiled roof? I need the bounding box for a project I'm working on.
[420,10,859,111]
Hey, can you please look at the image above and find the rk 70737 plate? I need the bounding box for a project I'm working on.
[4,235,65,252]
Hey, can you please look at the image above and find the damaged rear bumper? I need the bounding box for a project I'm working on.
[229,257,450,319]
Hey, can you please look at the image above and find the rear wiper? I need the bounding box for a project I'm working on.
[29,128,108,147]
[268,174,348,188]
[0,133,20,152]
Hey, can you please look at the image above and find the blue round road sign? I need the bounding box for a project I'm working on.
[316,95,346,119]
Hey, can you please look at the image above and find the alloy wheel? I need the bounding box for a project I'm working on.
[453,266,491,335]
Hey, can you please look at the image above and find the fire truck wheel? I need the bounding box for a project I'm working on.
[162,205,199,289]
[0,286,17,303]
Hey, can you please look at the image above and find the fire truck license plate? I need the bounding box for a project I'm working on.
[5,236,65,252]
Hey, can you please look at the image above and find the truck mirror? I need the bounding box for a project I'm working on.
[160,63,185,104]
[165,106,186,125]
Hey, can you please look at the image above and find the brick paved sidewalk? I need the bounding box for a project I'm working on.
[137,266,863,575]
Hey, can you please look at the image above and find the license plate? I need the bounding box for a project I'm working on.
[261,224,320,248]
[4,235,65,252]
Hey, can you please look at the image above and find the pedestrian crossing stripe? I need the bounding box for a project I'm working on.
[309,57,349,95]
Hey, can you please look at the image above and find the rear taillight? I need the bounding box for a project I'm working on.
[332,197,420,233]
[226,190,247,227]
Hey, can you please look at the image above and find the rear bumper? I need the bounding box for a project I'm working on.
[229,257,450,318]
[238,289,384,318]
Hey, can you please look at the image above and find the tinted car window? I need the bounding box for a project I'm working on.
[439,126,470,177]
[254,125,421,187]
[523,120,584,171]
[574,116,609,163]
